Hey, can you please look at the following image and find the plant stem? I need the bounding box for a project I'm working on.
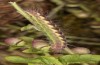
[64,47,74,54]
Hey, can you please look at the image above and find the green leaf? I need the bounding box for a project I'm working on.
[22,48,40,53]
[19,36,33,43]
[22,48,46,54]
[28,63,34,65]
[59,54,100,64]
[22,48,34,53]
[28,63,44,65]
[5,56,42,64]
[21,24,40,31]
[39,56,63,65]
[8,46,22,51]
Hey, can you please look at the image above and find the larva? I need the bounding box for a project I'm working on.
[10,2,67,52]
[26,10,66,48]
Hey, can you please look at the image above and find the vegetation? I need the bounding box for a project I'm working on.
[0,0,100,65]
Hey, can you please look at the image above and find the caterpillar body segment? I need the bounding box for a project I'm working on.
[9,2,66,52]
[26,10,66,49]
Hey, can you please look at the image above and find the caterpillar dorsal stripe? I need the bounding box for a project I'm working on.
[10,2,66,50]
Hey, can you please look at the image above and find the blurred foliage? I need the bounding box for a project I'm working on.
[0,0,100,65]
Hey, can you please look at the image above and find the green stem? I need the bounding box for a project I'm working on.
[64,47,74,54]
[47,4,64,18]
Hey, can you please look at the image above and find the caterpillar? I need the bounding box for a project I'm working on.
[9,2,66,52]
[26,10,65,44]
[25,10,66,51]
